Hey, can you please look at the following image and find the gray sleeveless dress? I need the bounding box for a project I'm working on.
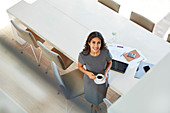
[78,49,112,105]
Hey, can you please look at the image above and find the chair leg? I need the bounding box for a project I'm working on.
[30,45,39,65]
[66,99,74,113]
[35,48,42,67]
[20,43,42,66]
[45,62,51,74]
[68,103,73,113]
[57,87,61,95]
[38,49,42,67]
[21,42,29,54]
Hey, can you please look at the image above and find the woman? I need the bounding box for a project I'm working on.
[78,31,112,113]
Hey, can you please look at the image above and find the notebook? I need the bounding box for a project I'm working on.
[111,59,129,73]
[135,61,154,79]
[123,50,140,62]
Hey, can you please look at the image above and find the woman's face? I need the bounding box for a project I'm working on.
[88,37,101,53]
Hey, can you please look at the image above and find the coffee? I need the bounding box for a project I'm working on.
[97,76,103,79]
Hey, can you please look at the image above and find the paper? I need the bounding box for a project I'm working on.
[135,61,154,79]
[108,44,147,69]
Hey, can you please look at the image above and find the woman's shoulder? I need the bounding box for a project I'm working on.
[101,48,111,57]
[79,52,83,57]
[101,48,109,53]
[79,50,89,57]
[79,51,87,58]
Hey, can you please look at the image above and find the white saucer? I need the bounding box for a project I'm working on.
[94,74,105,84]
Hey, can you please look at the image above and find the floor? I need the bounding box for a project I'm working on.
[0,89,27,113]
[0,0,170,113]
[0,24,98,113]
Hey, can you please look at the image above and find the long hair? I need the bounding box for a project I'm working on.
[82,31,107,56]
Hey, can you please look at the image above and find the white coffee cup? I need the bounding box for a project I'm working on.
[94,74,105,84]
[96,74,104,82]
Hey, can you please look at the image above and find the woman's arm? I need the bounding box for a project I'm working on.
[104,60,112,81]
[78,62,96,79]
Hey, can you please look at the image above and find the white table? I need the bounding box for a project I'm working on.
[7,0,90,63]
[7,0,170,95]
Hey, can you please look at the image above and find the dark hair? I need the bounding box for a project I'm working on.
[82,31,107,56]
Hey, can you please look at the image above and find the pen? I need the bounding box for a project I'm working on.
[120,52,126,57]
[117,46,124,48]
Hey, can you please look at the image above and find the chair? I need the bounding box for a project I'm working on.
[98,0,120,13]
[103,98,112,109]
[10,20,45,66]
[167,34,170,43]
[37,41,73,73]
[130,11,155,32]
[51,61,84,113]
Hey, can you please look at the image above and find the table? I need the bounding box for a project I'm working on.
[7,0,90,63]
[7,0,170,95]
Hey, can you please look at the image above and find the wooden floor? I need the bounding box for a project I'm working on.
[0,89,27,113]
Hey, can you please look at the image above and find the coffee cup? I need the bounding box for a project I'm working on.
[96,74,104,82]
[97,75,103,79]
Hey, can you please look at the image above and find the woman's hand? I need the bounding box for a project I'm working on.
[104,60,112,82]
[86,71,96,79]
[104,76,108,82]
[104,72,108,82]
[78,62,96,79]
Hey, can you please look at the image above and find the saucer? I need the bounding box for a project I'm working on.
[94,74,105,84]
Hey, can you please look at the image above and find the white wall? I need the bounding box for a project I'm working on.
[108,52,170,113]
